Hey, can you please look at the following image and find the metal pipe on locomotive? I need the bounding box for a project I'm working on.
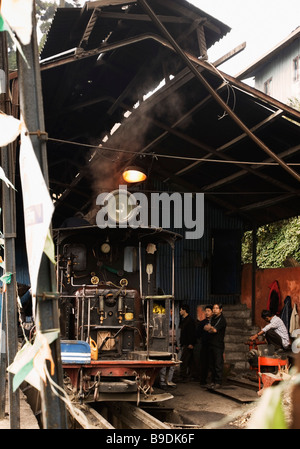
[55,224,180,403]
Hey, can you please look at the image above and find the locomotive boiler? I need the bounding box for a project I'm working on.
[55,224,181,403]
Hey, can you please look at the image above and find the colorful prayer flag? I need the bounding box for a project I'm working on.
[0,271,13,284]
[44,228,56,265]
[19,130,54,313]
[0,166,15,190]
[0,14,7,32]
[0,0,33,45]
[7,330,59,392]
[0,112,22,147]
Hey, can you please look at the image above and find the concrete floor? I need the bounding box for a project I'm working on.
[156,378,258,429]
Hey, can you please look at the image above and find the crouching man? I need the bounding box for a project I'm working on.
[250,309,290,352]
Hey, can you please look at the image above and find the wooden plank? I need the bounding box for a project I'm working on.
[86,0,136,8]
[213,42,246,67]
[207,385,258,403]
[75,404,115,429]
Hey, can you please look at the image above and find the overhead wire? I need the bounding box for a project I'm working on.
[47,136,300,167]
[206,60,237,120]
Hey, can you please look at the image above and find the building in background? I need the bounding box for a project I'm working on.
[237,27,300,106]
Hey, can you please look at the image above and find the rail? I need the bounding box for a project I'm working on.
[72,401,171,429]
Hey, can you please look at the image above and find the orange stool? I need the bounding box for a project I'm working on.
[258,356,289,390]
[245,339,267,373]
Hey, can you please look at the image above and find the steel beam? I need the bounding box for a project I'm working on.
[16,6,67,429]
[0,31,20,429]
[137,0,300,184]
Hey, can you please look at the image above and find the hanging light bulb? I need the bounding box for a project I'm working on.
[122,166,147,183]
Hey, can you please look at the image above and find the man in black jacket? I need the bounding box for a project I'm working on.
[178,304,196,381]
[197,305,213,386]
[205,303,227,389]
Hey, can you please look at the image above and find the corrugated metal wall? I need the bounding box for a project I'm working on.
[15,242,30,286]
[151,180,245,319]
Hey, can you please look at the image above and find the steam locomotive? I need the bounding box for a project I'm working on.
[55,222,181,404]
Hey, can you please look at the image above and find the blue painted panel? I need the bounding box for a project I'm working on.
[61,340,91,364]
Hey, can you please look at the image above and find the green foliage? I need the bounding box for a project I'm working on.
[8,45,17,70]
[288,97,300,111]
[36,0,57,37]
[242,216,300,268]
[37,1,79,50]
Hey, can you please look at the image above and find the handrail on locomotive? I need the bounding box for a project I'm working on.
[54,225,181,403]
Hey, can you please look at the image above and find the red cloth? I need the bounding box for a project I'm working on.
[267,280,282,315]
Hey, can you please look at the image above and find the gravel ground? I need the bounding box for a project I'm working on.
[158,379,258,429]
[0,389,39,429]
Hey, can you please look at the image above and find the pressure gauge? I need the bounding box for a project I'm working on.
[91,276,99,285]
[101,242,111,254]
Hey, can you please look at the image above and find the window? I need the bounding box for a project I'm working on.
[264,77,272,95]
[293,56,300,81]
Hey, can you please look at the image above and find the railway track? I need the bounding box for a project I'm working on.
[22,381,176,429]
[72,401,172,429]
[22,378,258,429]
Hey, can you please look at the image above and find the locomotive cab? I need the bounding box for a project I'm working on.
[55,225,181,403]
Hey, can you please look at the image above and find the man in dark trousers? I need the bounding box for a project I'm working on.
[205,303,227,389]
[197,305,213,386]
[178,304,196,382]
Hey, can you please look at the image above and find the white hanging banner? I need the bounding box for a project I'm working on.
[0,0,33,45]
[0,166,15,190]
[0,112,22,147]
[19,130,54,313]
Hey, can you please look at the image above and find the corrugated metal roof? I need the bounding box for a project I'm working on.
[23,0,300,230]
[41,0,230,59]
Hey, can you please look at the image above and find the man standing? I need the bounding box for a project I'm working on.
[178,304,196,382]
[250,309,290,351]
[205,303,227,389]
[197,305,213,386]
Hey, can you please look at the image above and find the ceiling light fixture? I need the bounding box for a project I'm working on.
[122,166,147,183]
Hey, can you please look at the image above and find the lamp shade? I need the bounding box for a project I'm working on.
[122,166,147,183]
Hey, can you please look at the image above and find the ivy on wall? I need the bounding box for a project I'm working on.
[242,216,300,268]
